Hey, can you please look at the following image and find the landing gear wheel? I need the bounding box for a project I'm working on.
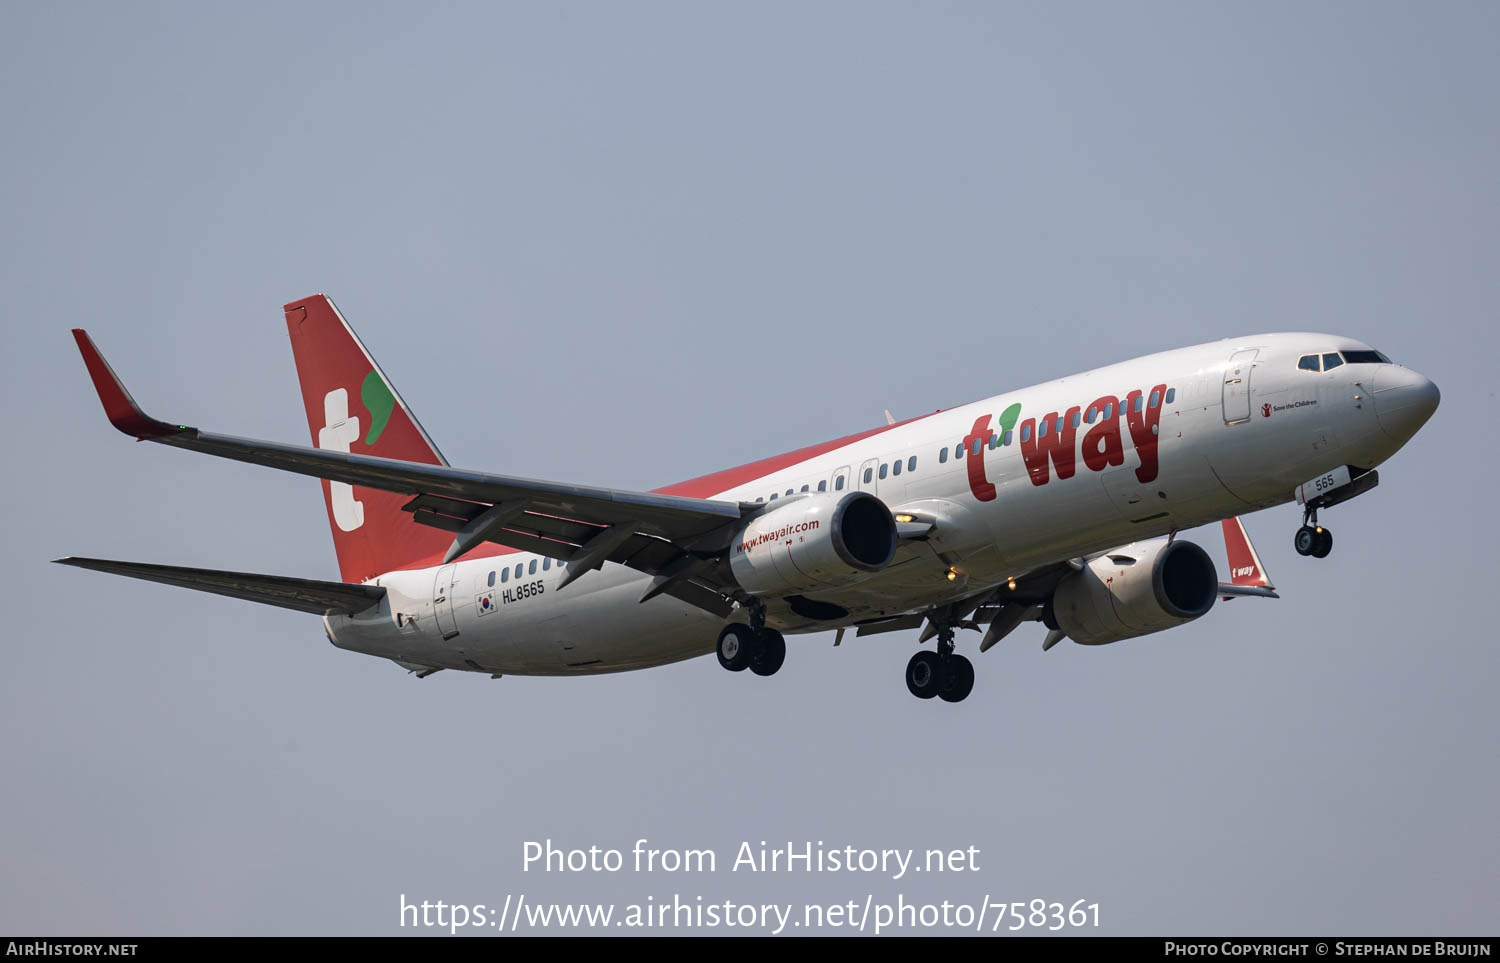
[1310,527,1333,558]
[939,654,974,703]
[1294,526,1318,556]
[749,629,786,677]
[716,624,753,672]
[905,651,942,700]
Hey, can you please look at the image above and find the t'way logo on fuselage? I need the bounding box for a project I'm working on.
[965,383,1170,501]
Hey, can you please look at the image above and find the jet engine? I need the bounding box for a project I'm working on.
[1051,538,1218,645]
[727,491,897,597]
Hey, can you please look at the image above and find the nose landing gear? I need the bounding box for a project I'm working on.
[904,624,974,703]
[1294,507,1333,558]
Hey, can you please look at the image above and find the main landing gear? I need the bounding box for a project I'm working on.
[904,624,974,704]
[715,611,786,678]
[1294,507,1333,559]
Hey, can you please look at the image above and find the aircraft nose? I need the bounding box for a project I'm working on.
[1372,366,1440,443]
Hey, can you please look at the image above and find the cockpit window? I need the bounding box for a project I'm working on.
[1341,349,1390,364]
[1298,355,1321,372]
[1322,352,1344,371]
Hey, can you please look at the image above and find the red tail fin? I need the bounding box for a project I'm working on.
[284,295,453,582]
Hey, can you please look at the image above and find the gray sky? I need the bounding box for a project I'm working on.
[3,1,1496,936]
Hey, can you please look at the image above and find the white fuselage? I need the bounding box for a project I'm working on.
[324,333,1436,675]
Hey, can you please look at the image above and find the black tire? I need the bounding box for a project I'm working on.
[716,624,753,672]
[905,651,942,699]
[939,655,975,703]
[749,629,786,677]
[1311,528,1333,558]
[1294,526,1318,556]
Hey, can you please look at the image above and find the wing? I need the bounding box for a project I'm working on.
[54,557,386,615]
[72,330,751,616]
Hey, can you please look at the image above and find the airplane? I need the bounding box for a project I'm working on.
[57,296,1440,702]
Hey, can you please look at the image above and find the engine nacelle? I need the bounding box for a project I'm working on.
[728,491,897,597]
[1051,539,1218,645]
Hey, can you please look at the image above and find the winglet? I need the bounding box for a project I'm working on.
[71,329,188,440]
[1219,516,1278,599]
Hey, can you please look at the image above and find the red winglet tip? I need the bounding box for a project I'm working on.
[1221,517,1274,589]
[71,330,181,440]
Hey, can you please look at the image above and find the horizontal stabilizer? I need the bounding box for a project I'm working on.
[53,557,386,615]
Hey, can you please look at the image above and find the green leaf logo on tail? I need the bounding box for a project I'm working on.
[361,370,396,446]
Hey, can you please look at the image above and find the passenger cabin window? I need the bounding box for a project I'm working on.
[954,443,964,459]
[800,484,809,493]
[971,438,982,455]
[1132,396,1144,412]
[1086,407,1097,423]
[514,563,523,578]
[1071,411,1081,428]
[835,475,846,491]
[863,468,873,483]
[543,557,551,571]
[501,568,510,583]
[755,496,764,503]
[1021,424,1032,442]
[1149,391,1160,408]
[879,463,888,479]
[817,480,827,492]
[529,560,537,575]
[939,447,948,463]
[770,493,778,500]
[907,455,917,472]
[1341,349,1390,364]
[1002,430,1012,446]
[891,460,901,476]
[1038,419,1049,438]
[785,489,793,497]
[1298,355,1321,372]
[1322,353,1344,371]
[1165,388,1176,404]
[1104,402,1114,419]
[487,571,496,587]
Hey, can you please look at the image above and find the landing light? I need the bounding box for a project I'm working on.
[895,513,915,523]
[1007,578,1017,591]
[946,570,958,582]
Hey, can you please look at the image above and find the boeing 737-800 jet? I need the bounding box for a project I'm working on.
[58,296,1439,702]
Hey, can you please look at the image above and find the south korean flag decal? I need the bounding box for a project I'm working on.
[476,592,496,616]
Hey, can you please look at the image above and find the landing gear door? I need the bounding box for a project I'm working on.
[1222,349,1259,424]
[433,564,460,640]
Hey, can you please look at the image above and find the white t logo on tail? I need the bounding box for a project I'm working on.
[318,388,364,531]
